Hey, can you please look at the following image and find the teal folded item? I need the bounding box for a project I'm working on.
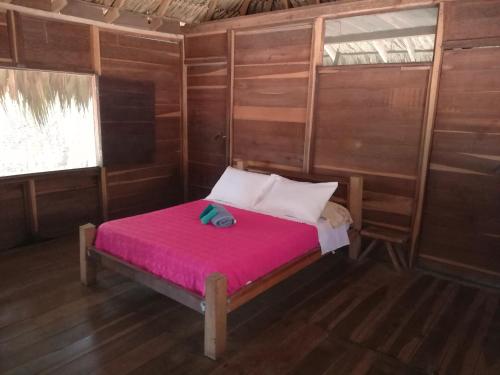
[210,204,236,228]
[200,204,218,224]
[199,203,236,228]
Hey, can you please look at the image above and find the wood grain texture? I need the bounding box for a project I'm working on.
[419,47,500,283]
[0,182,29,250]
[100,30,183,218]
[314,66,430,232]
[2,235,499,374]
[186,33,229,200]
[232,25,312,170]
[99,76,156,166]
[0,11,13,64]
[443,0,500,47]
[14,13,93,72]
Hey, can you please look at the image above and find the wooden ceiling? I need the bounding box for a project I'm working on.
[0,0,339,32]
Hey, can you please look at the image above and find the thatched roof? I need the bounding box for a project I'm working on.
[81,0,319,24]
[0,69,92,126]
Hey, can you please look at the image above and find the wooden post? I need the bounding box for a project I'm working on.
[180,39,189,202]
[410,2,445,268]
[99,167,108,222]
[80,223,97,286]
[233,158,247,170]
[204,272,227,360]
[348,175,363,260]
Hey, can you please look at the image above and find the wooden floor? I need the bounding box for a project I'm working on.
[1,237,499,375]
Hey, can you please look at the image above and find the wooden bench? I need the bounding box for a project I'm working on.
[359,226,410,272]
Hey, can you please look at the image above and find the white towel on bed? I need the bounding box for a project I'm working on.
[316,218,350,255]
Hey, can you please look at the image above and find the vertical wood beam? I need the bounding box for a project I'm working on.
[79,223,97,286]
[239,0,251,15]
[99,167,108,221]
[90,25,101,75]
[303,17,324,173]
[226,29,235,166]
[6,10,19,64]
[24,178,39,237]
[410,2,445,268]
[180,39,189,202]
[204,272,227,360]
[348,175,363,260]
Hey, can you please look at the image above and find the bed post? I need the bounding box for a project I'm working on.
[348,176,363,260]
[233,158,247,170]
[204,272,228,360]
[80,223,97,286]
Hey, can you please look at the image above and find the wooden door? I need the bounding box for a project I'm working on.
[185,33,229,200]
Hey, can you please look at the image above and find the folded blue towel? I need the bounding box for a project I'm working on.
[210,204,236,228]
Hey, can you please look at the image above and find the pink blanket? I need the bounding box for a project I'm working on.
[95,200,319,296]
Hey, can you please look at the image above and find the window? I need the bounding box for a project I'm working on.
[0,68,100,177]
[323,8,438,66]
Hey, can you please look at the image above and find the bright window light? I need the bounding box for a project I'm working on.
[0,68,100,177]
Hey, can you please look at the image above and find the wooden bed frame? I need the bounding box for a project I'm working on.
[80,161,363,360]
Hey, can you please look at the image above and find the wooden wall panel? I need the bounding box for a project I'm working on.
[0,183,29,250]
[419,47,500,282]
[186,33,229,199]
[443,0,500,47]
[36,172,101,238]
[100,30,183,219]
[14,13,93,72]
[185,32,227,61]
[233,25,312,170]
[314,66,430,232]
[0,11,13,64]
[99,77,155,166]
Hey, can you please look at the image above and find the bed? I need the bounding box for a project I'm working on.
[80,162,363,359]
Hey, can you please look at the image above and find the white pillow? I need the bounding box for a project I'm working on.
[254,175,338,224]
[206,167,275,209]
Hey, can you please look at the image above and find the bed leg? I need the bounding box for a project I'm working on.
[204,273,228,360]
[349,232,361,260]
[80,223,97,286]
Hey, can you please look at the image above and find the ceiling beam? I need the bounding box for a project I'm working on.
[324,44,336,63]
[239,0,251,15]
[51,0,68,12]
[60,0,106,22]
[0,1,182,40]
[104,0,125,23]
[324,25,436,44]
[372,40,388,62]
[155,0,174,17]
[403,37,416,61]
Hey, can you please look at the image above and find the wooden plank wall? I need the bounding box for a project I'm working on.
[0,11,183,250]
[99,30,183,219]
[233,24,312,171]
[314,66,430,232]
[418,0,500,284]
[14,13,93,72]
[0,169,102,250]
[183,0,500,284]
[185,32,229,199]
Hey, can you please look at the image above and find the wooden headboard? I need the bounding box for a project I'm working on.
[233,159,363,234]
